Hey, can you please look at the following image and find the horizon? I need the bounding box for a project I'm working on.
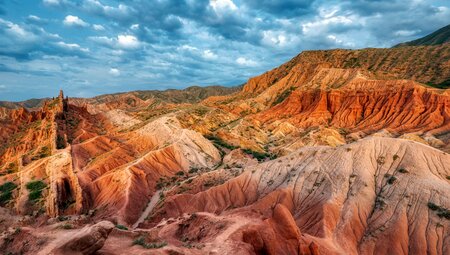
[1,0,450,101]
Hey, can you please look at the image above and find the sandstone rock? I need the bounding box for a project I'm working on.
[51,221,114,255]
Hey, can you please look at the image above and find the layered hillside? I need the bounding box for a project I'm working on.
[0,27,449,255]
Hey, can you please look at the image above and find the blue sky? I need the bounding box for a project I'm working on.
[0,0,449,101]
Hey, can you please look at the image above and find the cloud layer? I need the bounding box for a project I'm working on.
[0,0,449,100]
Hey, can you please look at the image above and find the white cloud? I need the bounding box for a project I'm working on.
[89,35,141,50]
[326,34,355,48]
[301,7,359,37]
[63,15,89,27]
[130,24,139,30]
[394,30,420,37]
[56,41,89,52]
[82,0,133,20]
[109,68,120,76]
[202,50,218,60]
[117,35,140,49]
[262,30,287,46]
[236,57,257,66]
[43,0,60,5]
[93,24,105,31]
[27,15,42,22]
[179,45,198,51]
[0,18,36,40]
[210,0,238,12]
[89,36,114,45]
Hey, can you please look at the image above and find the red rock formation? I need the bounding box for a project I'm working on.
[258,79,450,135]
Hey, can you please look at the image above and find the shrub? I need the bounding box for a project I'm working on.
[393,154,399,161]
[26,180,47,202]
[0,182,17,205]
[427,202,450,220]
[398,168,409,173]
[133,236,167,249]
[377,156,385,165]
[56,135,66,149]
[29,190,44,201]
[115,224,128,230]
[272,86,296,106]
[57,215,69,221]
[437,210,450,219]
[26,180,47,191]
[242,148,274,162]
[4,162,18,174]
[205,135,237,150]
[60,223,74,229]
[387,176,397,185]
[427,202,439,211]
[33,146,51,160]
[0,182,17,193]
[176,171,185,176]
[188,167,199,174]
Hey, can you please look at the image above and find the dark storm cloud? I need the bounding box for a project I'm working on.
[0,0,449,100]
[245,0,316,17]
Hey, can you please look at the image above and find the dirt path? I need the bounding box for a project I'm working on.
[132,190,161,229]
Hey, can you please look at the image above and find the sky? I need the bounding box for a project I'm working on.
[0,0,449,101]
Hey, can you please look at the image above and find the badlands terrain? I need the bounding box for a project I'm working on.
[0,26,449,254]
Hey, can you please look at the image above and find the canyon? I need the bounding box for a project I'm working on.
[0,27,449,255]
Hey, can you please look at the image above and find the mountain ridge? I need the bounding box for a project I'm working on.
[394,24,450,47]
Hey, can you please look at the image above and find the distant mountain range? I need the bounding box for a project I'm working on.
[394,24,450,47]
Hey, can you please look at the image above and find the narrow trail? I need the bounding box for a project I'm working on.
[132,190,161,229]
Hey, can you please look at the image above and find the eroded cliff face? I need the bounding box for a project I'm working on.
[0,43,449,255]
[144,137,450,255]
[200,46,450,153]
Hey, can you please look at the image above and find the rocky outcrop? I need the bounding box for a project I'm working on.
[242,204,319,255]
[50,221,114,255]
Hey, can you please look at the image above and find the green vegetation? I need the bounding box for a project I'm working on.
[57,215,69,221]
[133,236,167,249]
[427,202,450,220]
[272,86,296,106]
[188,167,199,174]
[56,134,66,149]
[203,177,225,188]
[376,156,386,165]
[26,180,47,203]
[115,224,128,230]
[427,202,440,211]
[176,171,185,176]
[387,176,397,185]
[0,182,17,205]
[32,146,51,160]
[205,135,237,150]
[60,223,74,229]
[398,168,409,174]
[242,148,276,162]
